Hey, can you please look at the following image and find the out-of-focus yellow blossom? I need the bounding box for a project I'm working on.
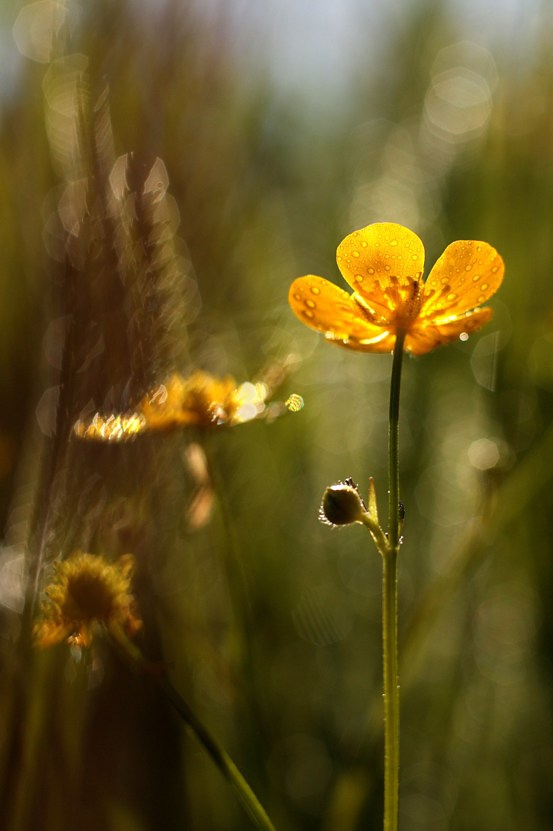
[73,371,303,441]
[34,552,142,648]
[139,372,269,430]
[289,222,504,355]
[74,412,147,442]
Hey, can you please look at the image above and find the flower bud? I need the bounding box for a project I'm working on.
[319,479,367,527]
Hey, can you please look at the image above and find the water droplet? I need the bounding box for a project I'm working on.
[354,274,364,283]
[480,283,488,291]
[310,286,321,295]
[368,267,375,275]
[384,264,391,272]
[361,240,368,248]
[472,274,481,282]
[306,299,316,309]
[446,292,457,301]
[412,254,418,261]
[303,310,314,320]
[294,292,302,301]
[491,266,498,273]
[459,332,469,342]
[352,250,360,258]
[465,264,472,272]
[441,277,448,285]
[390,239,398,247]
[477,295,485,303]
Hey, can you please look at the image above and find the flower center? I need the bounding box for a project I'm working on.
[393,277,424,328]
[64,573,115,621]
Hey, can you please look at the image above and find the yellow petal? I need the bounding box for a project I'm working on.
[336,223,425,313]
[421,240,504,318]
[33,620,71,648]
[405,307,493,355]
[289,276,394,352]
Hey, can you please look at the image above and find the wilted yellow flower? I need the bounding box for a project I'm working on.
[74,370,303,441]
[289,222,504,355]
[34,552,142,648]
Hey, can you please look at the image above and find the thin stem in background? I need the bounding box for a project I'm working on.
[201,437,270,787]
[112,631,277,831]
[202,436,255,671]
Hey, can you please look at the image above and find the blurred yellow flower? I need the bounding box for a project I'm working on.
[139,371,269,430]
[74,412,147,442]
[289,222,504,355]
[34,552,142,648]
[74,370,303,441]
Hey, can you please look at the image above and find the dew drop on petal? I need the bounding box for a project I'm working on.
[472,274,481,282]
[306,299,316,309]
[390,239,398,246]
[384,264,391,272]
[441,277,448,285]
[368,267,375,275]
[294,292,302,301]
[310,286,321,295]
[303,310,314,320]
[352,250,360,258]
[447,293,457,301]
[361,241,368,248]
[480,283,488,291]
[465,264,472,272]
[459,332,469,342]
[354,274,364,283]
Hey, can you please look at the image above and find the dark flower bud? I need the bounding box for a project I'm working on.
[319,480,367,527]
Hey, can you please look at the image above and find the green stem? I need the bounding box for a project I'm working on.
[383,330,405,831]
[203,436,255,673]
[202,438,269,793]
[382,547,400,831]
[388,330,405,550]
[111,630,277,831]
[156,674,275,831]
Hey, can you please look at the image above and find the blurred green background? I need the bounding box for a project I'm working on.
[1,0,553,829]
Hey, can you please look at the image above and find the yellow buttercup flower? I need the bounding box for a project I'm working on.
[289,222,504,355]
[33,552,142,648]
